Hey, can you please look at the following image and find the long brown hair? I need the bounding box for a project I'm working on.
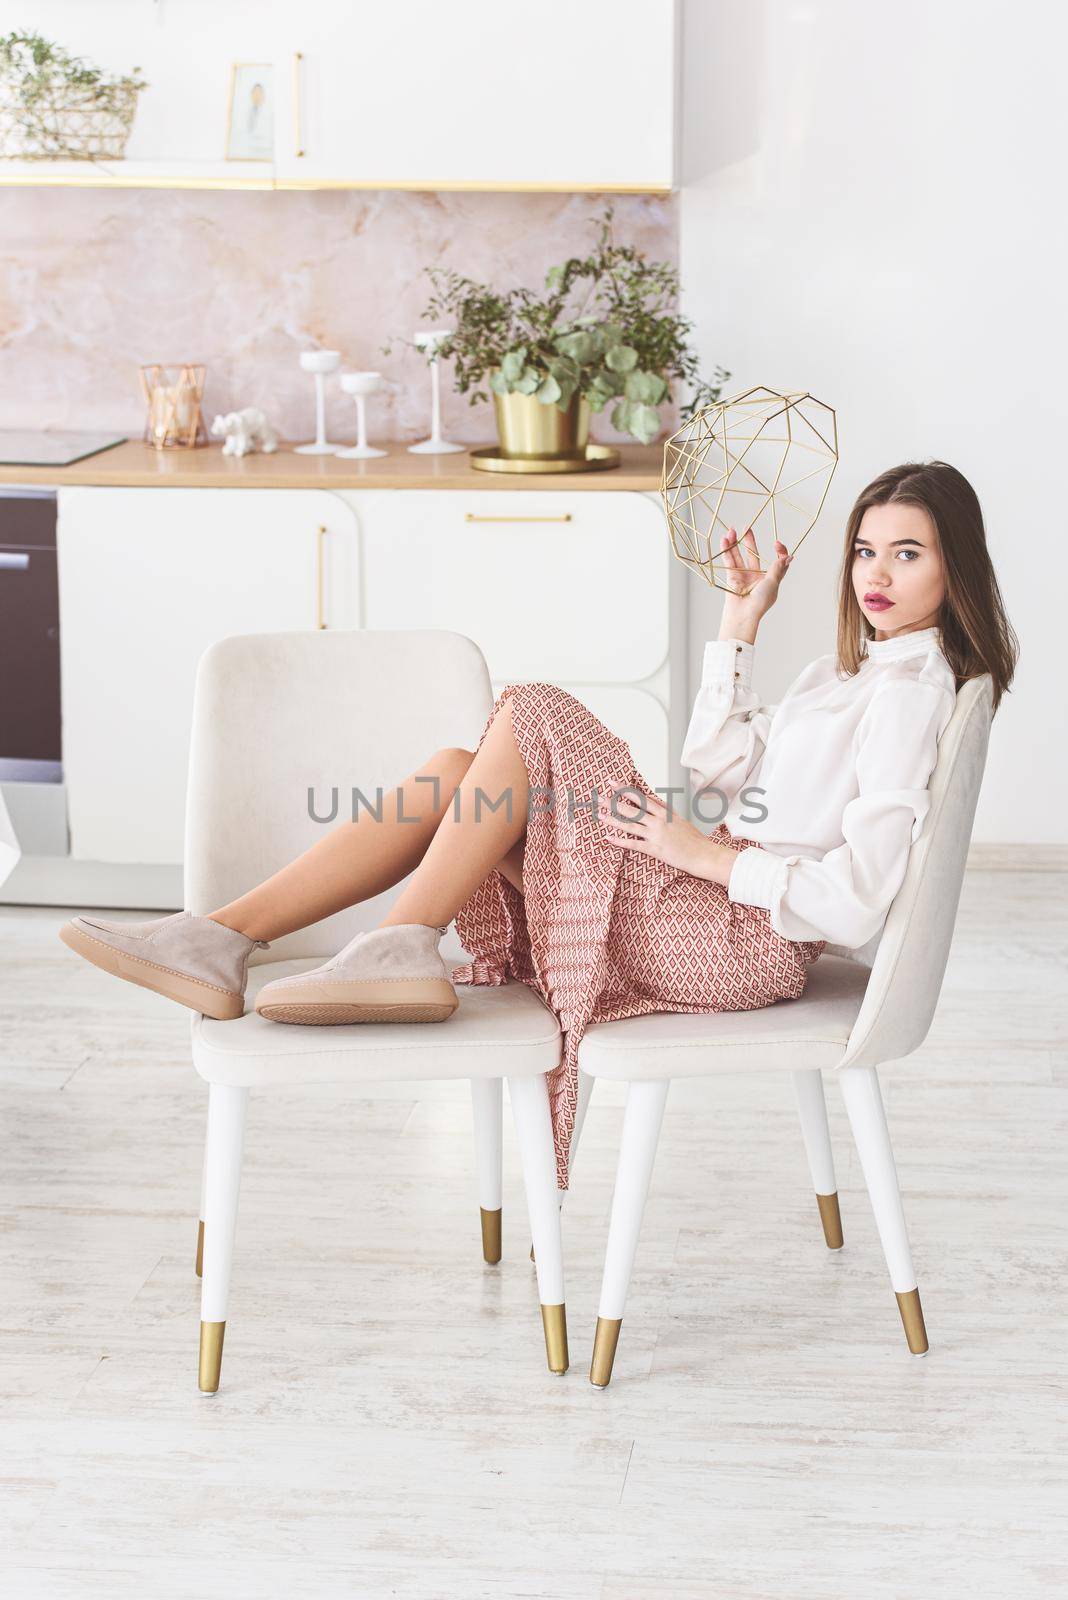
[835,461,1018,712]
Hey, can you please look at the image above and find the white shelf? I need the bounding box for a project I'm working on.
[0,159,671,194]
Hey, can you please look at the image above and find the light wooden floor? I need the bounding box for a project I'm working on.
[1,875,1066,1599]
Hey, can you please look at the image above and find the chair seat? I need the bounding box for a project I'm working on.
[192,959,561,1087]
[577,955,870,1080]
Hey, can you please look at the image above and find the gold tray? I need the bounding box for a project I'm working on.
[468,443,621,474]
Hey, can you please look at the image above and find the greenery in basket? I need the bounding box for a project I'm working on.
[382,206,729,446]
[0,30,147,159]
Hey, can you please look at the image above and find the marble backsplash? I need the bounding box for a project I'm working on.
[0,187,678,447]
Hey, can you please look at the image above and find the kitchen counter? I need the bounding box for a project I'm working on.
[0,439,663,491]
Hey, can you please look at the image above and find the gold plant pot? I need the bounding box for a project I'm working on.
[493,388,590,461]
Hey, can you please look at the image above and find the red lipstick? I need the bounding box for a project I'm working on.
[864,593,894,611]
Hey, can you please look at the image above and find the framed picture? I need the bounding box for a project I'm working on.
[225,63,274,162]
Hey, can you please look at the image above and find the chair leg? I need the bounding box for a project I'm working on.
[792,1069,844,1249]
[530,1068,595,1262]
[198,1083,248,1394]
[838,1064,929,1356]
[508,1073,568,1375]
[590,1078,670,1389]
[471,1077,503,1264]
[195,1114,209,1277]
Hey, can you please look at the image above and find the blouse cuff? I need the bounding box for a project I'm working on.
[701,637,754,692]
[726,842,788,912]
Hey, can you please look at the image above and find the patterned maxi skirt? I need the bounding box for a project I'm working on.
[450,682,826,1190]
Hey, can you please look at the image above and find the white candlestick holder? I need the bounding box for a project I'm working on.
[408,328,465,455]
[295,349,341,454]
[337,371,388,458]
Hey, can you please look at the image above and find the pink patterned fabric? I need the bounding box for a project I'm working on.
[451,682,826,1189]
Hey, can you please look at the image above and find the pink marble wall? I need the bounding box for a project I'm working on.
[0,188,679,446]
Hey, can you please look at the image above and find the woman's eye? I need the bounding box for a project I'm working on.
[897,550,918,561]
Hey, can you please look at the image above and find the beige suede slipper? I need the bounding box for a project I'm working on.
[59,911,270,1021]
[254,922,457,1025]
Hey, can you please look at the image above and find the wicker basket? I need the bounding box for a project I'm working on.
[0,79,139,160]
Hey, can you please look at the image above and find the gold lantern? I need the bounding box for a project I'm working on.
[661,386,838,592]
[140,363,208,450]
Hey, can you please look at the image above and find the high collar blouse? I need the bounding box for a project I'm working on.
[680,624,958,950]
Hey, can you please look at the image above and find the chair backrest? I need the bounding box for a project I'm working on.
[184,629,494,963]
[837,673,994,1071]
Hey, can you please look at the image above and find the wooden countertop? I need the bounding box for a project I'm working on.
[0,438,664,491]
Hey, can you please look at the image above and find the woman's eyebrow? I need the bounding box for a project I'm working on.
[853,537,926,548]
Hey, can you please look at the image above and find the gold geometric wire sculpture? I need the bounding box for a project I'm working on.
[661,385,839,593]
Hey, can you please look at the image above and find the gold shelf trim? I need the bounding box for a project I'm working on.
[0,171,672,195]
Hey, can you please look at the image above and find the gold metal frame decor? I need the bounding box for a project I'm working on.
[139,363,207,450]
[224,62,274,163]
[661,386,838,593]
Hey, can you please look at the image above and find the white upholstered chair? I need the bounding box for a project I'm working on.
[184,630,565,1393]
[576,674,995,1388]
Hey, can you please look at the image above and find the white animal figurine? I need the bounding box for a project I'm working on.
[210,407,279,457]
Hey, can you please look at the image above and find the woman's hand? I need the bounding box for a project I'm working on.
[595,789,738,886]
[719,526,793,639]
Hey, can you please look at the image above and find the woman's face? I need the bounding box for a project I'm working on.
[851,501,946,639]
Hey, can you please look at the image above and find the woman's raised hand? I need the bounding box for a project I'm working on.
[718,526,793,636]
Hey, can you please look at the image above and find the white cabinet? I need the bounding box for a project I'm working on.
[274,1,677,190]
[355,490,667,680]
[57,487,358,864]
[351,487,675,792]
[3,1,676,192]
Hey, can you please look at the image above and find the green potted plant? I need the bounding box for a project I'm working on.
[384,206,729,467]
[0,29,147,160]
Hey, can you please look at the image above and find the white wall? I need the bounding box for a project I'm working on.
[679,0,1065,844]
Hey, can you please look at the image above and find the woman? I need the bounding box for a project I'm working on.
[60,460,1017,1190]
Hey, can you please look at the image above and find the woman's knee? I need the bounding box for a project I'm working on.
[427,746,476,787]
[500,681,583,718]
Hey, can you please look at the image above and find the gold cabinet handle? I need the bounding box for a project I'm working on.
[315,523,326,629]
[463,512,572,523]
[293,52,305,158]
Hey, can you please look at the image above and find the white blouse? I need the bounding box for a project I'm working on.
[680,624,958,950]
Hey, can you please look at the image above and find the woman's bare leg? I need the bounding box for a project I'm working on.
[496,834,526,897]
[381,697,529,929]
[207,746,481,942]
[207,700,528,942]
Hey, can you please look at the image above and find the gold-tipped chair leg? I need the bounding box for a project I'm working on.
[195,1219,205,1278]
[816,1192,844,1250]
[590,1316,622,1389]
[198,1320,226,1393]
[541,1303,569,1375]
[895,1287,929,1355]
[480,1207,502,1265]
